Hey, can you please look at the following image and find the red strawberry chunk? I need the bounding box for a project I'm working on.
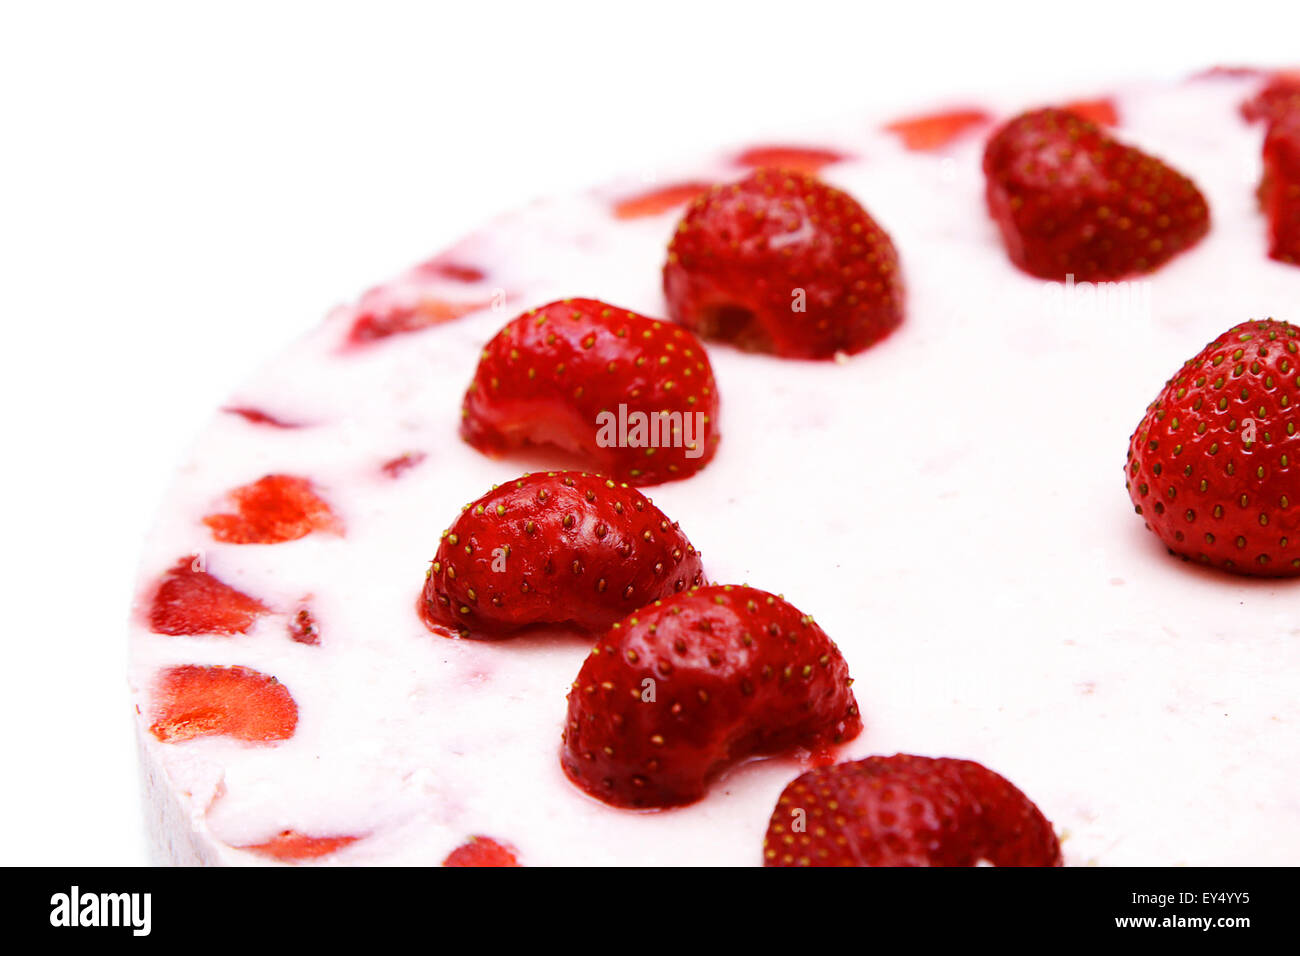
[222,406,304,428]
[414,257,487,283]
[237,830,359,861]
[884,108,991,151]
[732,145,846,173]
[1063,97,1119,126]
[203,474,340,545]
[348,298,491,345]
[763,754,1061,867]
[1242,71,1300,124]
[612,181,714,220]
[1126,319,1300,576]
[442,836,520,867]
[380,451,427,479]
[983,108,1210,280]
[149,664,298,743]
[288,607,320,645]
[149,557,268,636]
[663,169,904,360]
[420,471,705,638]
[561,585,861,809]
[460,299,721,484]
[1262,110,1300,266]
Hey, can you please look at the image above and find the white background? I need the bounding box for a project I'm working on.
[1,1,1295,865]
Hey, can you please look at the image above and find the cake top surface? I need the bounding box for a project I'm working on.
[130,70,1300,865]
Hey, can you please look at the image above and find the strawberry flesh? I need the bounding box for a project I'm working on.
[148,664,298,743]
[442,836,521,867]
[612,182,714,220]
[1242,71,1300,124]
[1126,318,1300,576]
[1262,110,1300,266]
[460,299,721,484]
[732,145,846,173]
[420,471,705,638]
[238,830,359,861]
[348,298,490,345]
[763,754,1061,866]
[203,474,340,545]
[561,584,862,809]
[289,607,320,645]
[149,557,268,636]
[1063,97,1119,126]
[222,406,303,428]
[884,108,991,151]
[983,108,1210,280]
[663,169,904,360]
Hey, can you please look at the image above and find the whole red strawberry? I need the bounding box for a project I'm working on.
[1126,319,1300,576]
[560,584,861,809]
[662,168,903,360]
[461,299,721,484]
[983,108,1210,280]
[1261,110,1300,266]
[420,471,705,638]
[763,754,1061,867]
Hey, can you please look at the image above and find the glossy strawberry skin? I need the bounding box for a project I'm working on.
[983,108,1209,280]
[460,299,721,485]
[148,664,298,744]
[1126,319,1300,577]
[663,169,904,360]
[1262,111,1300,266]
[763,754,1061,867]
[149,557,268,635]
[561,585,861,809]
[420,472,704,639]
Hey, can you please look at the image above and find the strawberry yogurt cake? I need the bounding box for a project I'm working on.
[130,70,1300,866]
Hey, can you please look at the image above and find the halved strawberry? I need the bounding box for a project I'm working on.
[442,836,520,867]
[612,182,714,220]
[763,754,1061,867]
[884,108,991,151]
[1126,318,1300,576]
[149,556,268,636]
[148,664,298,743]
[203,474,340,545]
[561,584,861,809]
[983,108,1210,279]
[420,471,705,638]
[237,830,360,861]
[663,169,904,360]
[460,299,721,484]
[732,145,846,173]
